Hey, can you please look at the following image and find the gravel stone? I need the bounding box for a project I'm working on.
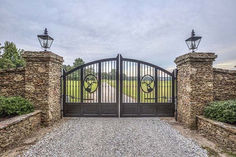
[21,118,208,157]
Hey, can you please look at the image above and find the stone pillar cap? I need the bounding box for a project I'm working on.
[174,52,217,66]
[22,51,64,63]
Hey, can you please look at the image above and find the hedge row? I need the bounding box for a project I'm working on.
[0,96,34,118]
[204,100,236,124]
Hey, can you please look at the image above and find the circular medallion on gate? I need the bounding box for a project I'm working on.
[84,74,98,93]
[141,74,155,93]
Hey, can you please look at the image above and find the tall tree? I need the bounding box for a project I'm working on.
[73,58,85,68]
[63,58,85,72]
[0,41,25,69]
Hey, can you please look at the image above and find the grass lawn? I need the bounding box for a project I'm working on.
[65,79,174,103]
[65,80,98,102]
[106,80,173,103]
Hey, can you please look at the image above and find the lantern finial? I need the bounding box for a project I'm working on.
[44,28,48,35]
[191,29,195,37]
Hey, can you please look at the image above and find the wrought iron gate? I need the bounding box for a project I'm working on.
[62,54,176,117]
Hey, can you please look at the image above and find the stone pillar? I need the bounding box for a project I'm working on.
[22,51,63,125]
[174,52,217,129]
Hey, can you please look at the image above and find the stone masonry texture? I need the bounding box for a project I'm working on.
[22,51,63,125]
[197,116,236,152]
[0,110,41,153]
[175,52,217,129]
[0,67,25,97]
[0,51,63,125]
[213,68,236,101]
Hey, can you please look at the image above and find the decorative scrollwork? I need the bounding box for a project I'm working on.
[83,74,98,93]
[141,74,154,93]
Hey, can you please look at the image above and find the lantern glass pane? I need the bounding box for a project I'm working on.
[38,37,48,48]
[43,39,48,48]
[191,40,196,49]
[38,37,43,47]
[47,39,53,48]
[37,32,54,50]
[186,40,191,49]
[195,38,201,49]
[38,36,53,49]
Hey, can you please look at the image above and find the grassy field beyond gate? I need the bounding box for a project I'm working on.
[65,80,173,103]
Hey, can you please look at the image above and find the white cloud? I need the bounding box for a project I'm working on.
[0,0,235,69]
[214,60,236,70]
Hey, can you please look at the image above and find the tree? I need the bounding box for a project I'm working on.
[73,58,84,68]
[0,41,25,69]
[62,64,72,71]
[63,58,85,72]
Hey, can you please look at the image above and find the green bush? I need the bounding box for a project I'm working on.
[0,96,34,117]
[204,100,236,124]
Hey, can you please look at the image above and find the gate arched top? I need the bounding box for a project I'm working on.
[120,55,173,76]
[64,55,119,76]
[64,54,173,76]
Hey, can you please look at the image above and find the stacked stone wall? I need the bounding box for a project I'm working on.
[197,116,236,151]
[213,68,236,101]
[48,59,63,122]
[0,110,41,153]
[22,51,63,125]
[175,63,191,126]
[175,52,236,130]
[175,52,217,129]
[0,51,63,126]
[0,67,25,97]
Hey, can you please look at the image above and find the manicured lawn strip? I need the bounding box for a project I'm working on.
[65,80,173,103]
[106,80,172,103]
[66,80,97,102]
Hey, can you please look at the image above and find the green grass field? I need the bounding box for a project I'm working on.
[65,80,98,102]
[106,80,173,103]
[64,79,174,103]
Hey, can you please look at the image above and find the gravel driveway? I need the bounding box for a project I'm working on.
[22,118,207,157]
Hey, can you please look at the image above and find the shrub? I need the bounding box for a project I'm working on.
[0,96,34,117]
[204,100,236,124]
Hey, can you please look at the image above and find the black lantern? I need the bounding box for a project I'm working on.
[185,29,202,52]
[37,28,54,51]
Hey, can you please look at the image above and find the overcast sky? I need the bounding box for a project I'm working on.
[0,0,235,70]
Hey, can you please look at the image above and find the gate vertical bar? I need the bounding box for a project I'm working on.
[174,69,178,121]
[172,70,175,117]
[119,55,123,116]
[137,62,140,115]
[155,68,158,104]
[116,55,119,117]
[80,68,84,115]
[62,69,66,116]
[98,62,102,115]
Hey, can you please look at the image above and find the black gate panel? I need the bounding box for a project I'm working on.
[120,55,175,117]
[63,56,119,117]
[62,54,176,117]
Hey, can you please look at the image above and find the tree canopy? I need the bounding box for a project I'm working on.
[73,58,84,68]
[0,41,25,69]
[63,58,85,72]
